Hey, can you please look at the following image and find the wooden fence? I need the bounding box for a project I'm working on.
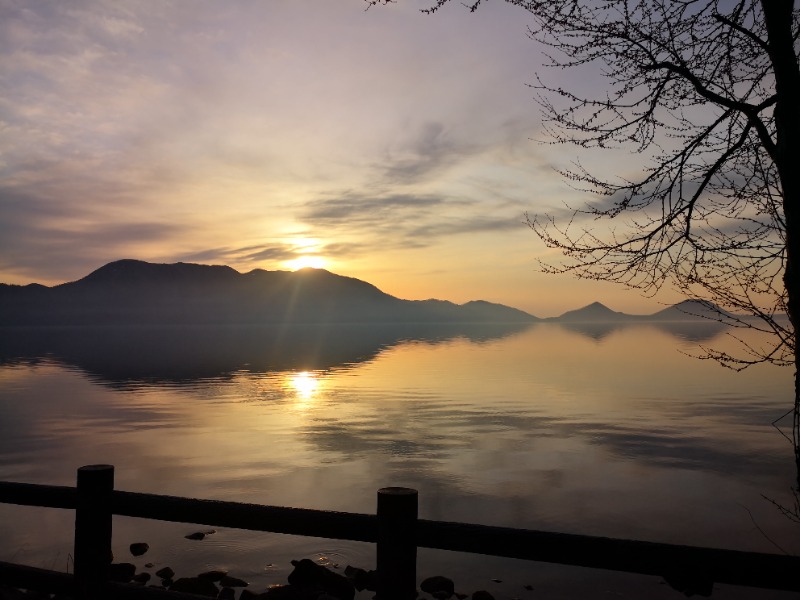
[0,464,798,599]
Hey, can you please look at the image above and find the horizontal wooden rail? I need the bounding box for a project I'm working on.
[416,519,800,592]
[113,490,378,543]
[1,471,799,596]
[0,481,76,509]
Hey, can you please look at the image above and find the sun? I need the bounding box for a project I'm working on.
[287,255,327,270]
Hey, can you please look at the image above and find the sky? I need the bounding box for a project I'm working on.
[0,0,686,317]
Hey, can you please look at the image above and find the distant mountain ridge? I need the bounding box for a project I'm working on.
[549,298,735,323]
[0,259,745,327]
[0,259,537,326]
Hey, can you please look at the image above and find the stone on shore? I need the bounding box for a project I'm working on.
[198,570,228,581]
[343,565,377,592]
[129,542,149,556]
[288,559,355,600]
[108,562,137,583]
[421,575,455,598]
[170,576,219,597]
[132,572,151,584]
[185,529,217,540]
[218,587,236,600]
[155,566,175,580]
[219,575,249,587]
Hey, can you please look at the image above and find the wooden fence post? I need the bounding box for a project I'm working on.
[74,465,114,600]
[377,487,418,600]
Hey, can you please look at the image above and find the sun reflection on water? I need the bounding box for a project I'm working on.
[287,370,321,402]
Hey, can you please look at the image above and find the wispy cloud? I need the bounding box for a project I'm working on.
[304,192,448,224]
[377,121,483,185]
[409,214,526,237]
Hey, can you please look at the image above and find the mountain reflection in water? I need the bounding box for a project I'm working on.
[557,320,728,342]
[0,322,533,385]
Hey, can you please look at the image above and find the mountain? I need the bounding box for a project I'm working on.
[551,301,634,322]
[546,298,739,323]
[0,259,538,327]
[647,299,732,321]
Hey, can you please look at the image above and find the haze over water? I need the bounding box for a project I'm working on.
[0,321,797,598]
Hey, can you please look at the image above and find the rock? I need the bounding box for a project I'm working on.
[155,567,175,580]
[421,576,455,598]
[261,585,308,599]
[664,568,714,597]
[132,572,152,584]
[108,562,137,582]
[343,565,377,592]
[170,576,219,598]
[472,592,495,600]
[198,570,228,581]
[0,587,26,600]
[145,562,155,569]
[20,591,50,599]
[219,575,249,587]
[129,542,150,556]
[218,588,236,600]
[186,529,217,540]
[288,559,355,600]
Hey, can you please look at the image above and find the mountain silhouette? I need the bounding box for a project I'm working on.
[548,299,735,323]
[0,259,537,326]
[648,299,733,321]
[552,301,634,322]
[0,259,747,328]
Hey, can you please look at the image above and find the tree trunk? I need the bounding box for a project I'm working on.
[762,0,800,489]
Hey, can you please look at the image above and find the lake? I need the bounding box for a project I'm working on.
[0,321,798,599]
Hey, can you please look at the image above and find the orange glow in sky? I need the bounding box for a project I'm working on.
[286,256,327,271]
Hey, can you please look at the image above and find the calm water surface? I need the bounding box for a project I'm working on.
[0,322,797,599]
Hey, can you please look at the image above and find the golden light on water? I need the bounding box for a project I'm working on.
[288,370,320,400]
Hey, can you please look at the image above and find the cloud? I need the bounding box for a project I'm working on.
[299,191,466,252]
[409,214,526,237]
[178,245,301,267]
[0,194,180,284]
[175,239,374,270]
[378,121,483,185]
[304,192,448,224]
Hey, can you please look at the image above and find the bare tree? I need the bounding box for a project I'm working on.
[367,0,800,489]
